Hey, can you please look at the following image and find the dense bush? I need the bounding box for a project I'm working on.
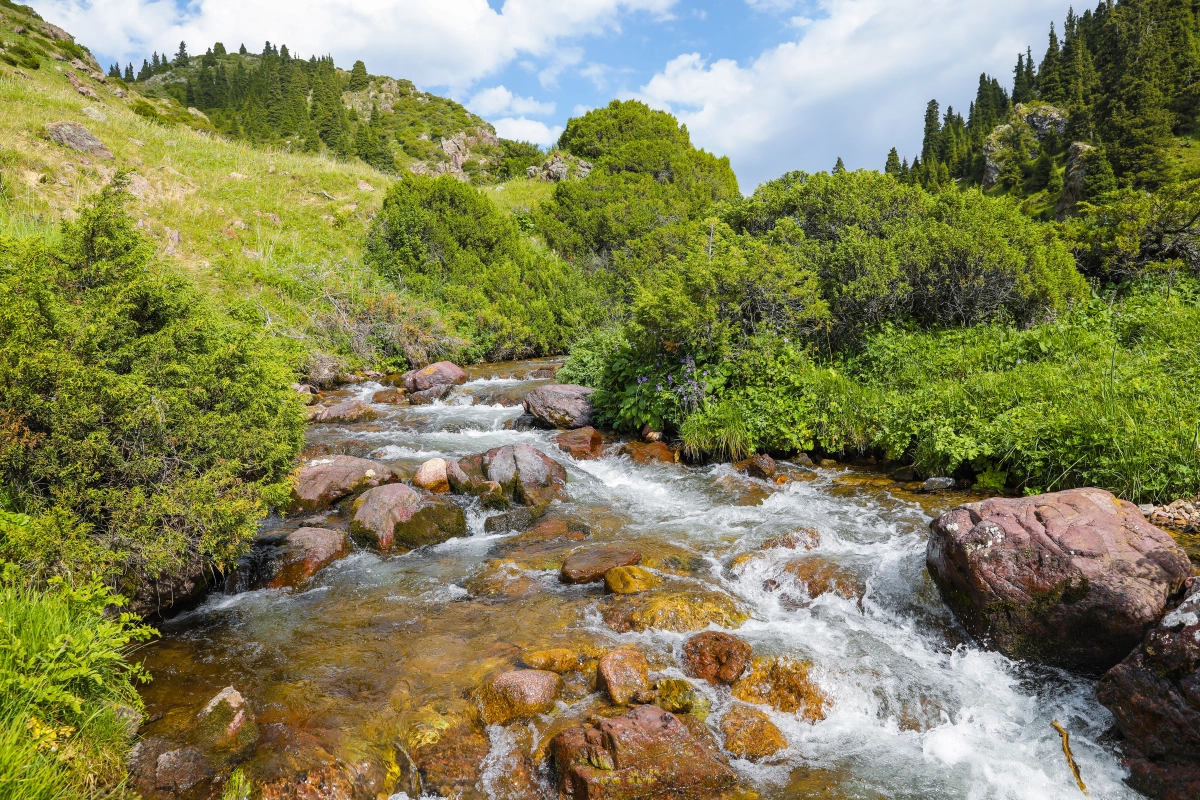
[0,180,305,587]
[364,173,603,359]
[0,561,154,798]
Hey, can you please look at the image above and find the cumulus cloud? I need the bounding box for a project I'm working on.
[468,85,555,117]
[492,117,564,145]
[635,0,1054,189]
[38,0,678,91]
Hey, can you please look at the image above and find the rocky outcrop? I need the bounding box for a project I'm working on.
[349,484,466,551]
[720,704,787,762]
[560,546,642,584]
[683,631,752,685]
[481,670,561,724]
[526,151,593,182]
[555,426,605,459]
[290,455,396,512]
[550,705,736,800]
[45,121,112,159]
[458,443,567,507]
[598,649,650,705]
[1097,578,1200,800]
[1015,102,1068,140]
[927,488,1191,672]
[314,398,377,424]
[1058,142,1094,218]
[522,384,594,429]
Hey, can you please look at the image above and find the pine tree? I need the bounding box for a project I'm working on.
[1039,24,1064,104]
[348,60,369,91]
[151,52,160,71]
[137,59,151,81]
[174,41,189,68]
[833,157,846,174]
[885,148,902,176]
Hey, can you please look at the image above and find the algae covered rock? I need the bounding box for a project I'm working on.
[550,705,736,800]
[598,649,649,705]
[413,457,454,493]
[561,546,642,584]
[927,487,1191,672]
[522,647,582,673]
[192,686,258,762]
[460,443,567,507]
[720,704,787,762]
[604,565,661,594]
[652,678,702,715]
[621,440,677,464]
[782,556,864,602]
[350,483,466,551]
[602,589,748,634]
[732,657,828,723]
[481,669,562,725]
[684,631,752,685]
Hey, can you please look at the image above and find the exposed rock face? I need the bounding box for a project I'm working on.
[527,151,593,182]
[550,705,736,800]
[720,704,787,762]
[403,361,467,394]
[459,443,567,507]
[350,483,466,551]
[621,441,677,465]
[605,565,661,594]
[683,631,752,685]
[1058,141,1095,218]
[314,398,377,424]
[982,124,1009,190]
[926,488,1191,672]
[555,426,605,459]
[45,121,112,159]
[413,458,453,493]
[290,455,396,512]
[561,547,642,584]
[1097,579,1200,800]
[598,649,650,705]
[522,384,594,429]
[481,670,562,724]
[1016,102,1068,140]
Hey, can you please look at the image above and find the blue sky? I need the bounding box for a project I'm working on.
[38,0,1066,189]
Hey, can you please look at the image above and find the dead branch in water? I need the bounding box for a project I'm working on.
[1051,720,1089,795]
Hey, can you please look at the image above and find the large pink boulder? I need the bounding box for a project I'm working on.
[550,705,736,800]
[927,487,1191,672]
[457,443,567,507]
[314,398,377,424]
[290,456,396,512]
[350,484,466,551]
[402,361,467,393]
[267,528,347,588]
[522,384,594,429]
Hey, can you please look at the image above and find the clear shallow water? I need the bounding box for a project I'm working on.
[138,361,1138,799]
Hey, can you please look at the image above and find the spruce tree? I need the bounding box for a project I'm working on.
[137,59,151,81]
[348,60,369,91]
[125,63,134,82]
[214,42,226,56]
[239,43,247,55]
[921,100,941,162]
[108,63,120,79]
[833,157,846,174]
[1013,53,1032,104]
[1039,24,1064,104]
[151,52,160,71]
[885,148,902,175]
[174,41,189,68]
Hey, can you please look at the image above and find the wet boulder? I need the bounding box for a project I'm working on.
[481,669,562,725]
[782,556,864,602]
[720,704,787,762]
[409,383,454,404]
[731,657,828,723]
[684,631,752,685]
[349,484,466,551]
[402,361,468,394]
[314,398,377,424]
[192,686,259,762]
[464,443,567,507]
[413,457,454,493]
[602,589,749,634]
[621,441,677,465]
[372,386,406,404]
[290,455,396,512]
[598,649,650,705]
[561,546,642,584]
[1097,579,1200,800]
[522,647,583,673]
[253,527,346,589]
[554,426,605,460]
[155,746,211,793]
[926,488,1191,672]
[605,565,661,594]
[735,454,777,480]
[550,705,737,800]
[522,383,594,429]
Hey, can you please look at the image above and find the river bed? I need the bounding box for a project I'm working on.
[136,360,1140,799]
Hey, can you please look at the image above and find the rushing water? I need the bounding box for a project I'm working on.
[137,361,1140,799]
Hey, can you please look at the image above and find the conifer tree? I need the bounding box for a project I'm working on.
[214,42,226,56]
[174,41,189,68]
[921,100,941,162]
[348,60,369,91]
[124,63,134,82]
[833,157,846,174]
[1013,53,1032,104]
[1039,24,1064,104]
[151,52,160,71]
[885,148,902,176]
[239,43,247,55]
[137,59,151,81]
[108,63,120,79]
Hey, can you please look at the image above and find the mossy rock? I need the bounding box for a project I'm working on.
[602,590,749,633]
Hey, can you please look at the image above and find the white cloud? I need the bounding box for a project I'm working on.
[538,46,583,89]
[635,0,1055,189]
[468,85,555,117]
[580,62,612,91]
[492,117,564,145]
[37,0,678,92]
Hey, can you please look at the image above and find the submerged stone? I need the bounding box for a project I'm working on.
[598,649,649,705]
[481,669,562,725]
[561,547,642,584]
[731,657,828,723]
[720,704,787,762]
[603,589,749,634]
[604,565,661,594]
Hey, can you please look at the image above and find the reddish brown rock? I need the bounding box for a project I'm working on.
[1097,579,1200,800]
[372,386,406,404]
[413,458,453,493]
[621,441,677,465]
[555,426,605,460]
[720,704,787,761]
[315,398,377,424]
[782,556,864,602]
[481,670,562,724]
[561,547,642,584]
[760,528,822,551]
[550,705,736,800]
[598,649,649,705]
[927,487,1191,672]
[735,454,777,480]
[267,528,346,588]
[522,383,594,429]
[290,455,396,512]
[155,746,211,793]
[402,361,468,393]
[409,384,454,404]
[683,631,753,685]
[350,484,466,551]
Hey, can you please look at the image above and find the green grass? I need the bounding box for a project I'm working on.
[480,177,556,216]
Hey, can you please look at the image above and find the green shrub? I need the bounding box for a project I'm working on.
[0,562,154,798]
[0,178,306,586]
